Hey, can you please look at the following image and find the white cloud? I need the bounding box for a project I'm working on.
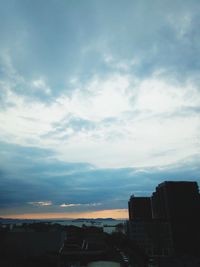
[60,203,102,208]
[0,73,132,145]
[64,74,132,121]
[0,70,200,169]
[134,77,200,114]
[60,203,81,207]
[31,78,51,94]
[28,201,52,206]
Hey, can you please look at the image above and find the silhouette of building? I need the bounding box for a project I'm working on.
[151,181,200,255]
[128,220,173,257]
[128,181,200,257]
[128,196,152,221]
[128,195,173,257]
[151,181,199,221]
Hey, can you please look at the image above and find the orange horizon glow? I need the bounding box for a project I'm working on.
[1,209,128,220]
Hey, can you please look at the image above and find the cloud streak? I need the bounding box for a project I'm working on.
[28,201,52,207]
[60,203,102,208]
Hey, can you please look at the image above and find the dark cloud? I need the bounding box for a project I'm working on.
[0,142,200,215]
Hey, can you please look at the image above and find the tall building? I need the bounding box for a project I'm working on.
[128,220,172,257]
[151,181,200,255]
[128,196,152,221]
[128,195,172,257]
[128,181,200,257]
[151,181,199,221]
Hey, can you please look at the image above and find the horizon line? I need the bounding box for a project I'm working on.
[0,208,128,220]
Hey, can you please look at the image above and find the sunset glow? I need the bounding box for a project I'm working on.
[1,209,128,220]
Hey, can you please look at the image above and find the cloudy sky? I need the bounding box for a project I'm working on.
[1,0,200,219]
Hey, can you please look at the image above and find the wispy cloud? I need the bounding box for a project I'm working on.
[60,203,102,208]
[60,203,81,208]
[1,73,200,168]
[28,201,52,207]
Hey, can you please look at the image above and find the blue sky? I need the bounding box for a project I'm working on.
[0,0,200,218]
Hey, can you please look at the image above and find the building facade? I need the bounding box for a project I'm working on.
[128,181,200,257]
[128,196,152,221]
[151,181,200,255]
[128,194,173,257]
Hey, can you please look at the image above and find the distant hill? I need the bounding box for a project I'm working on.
[73,218,116,222]
[0,217,117,224]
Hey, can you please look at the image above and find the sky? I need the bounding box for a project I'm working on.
[0,0,200,219]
